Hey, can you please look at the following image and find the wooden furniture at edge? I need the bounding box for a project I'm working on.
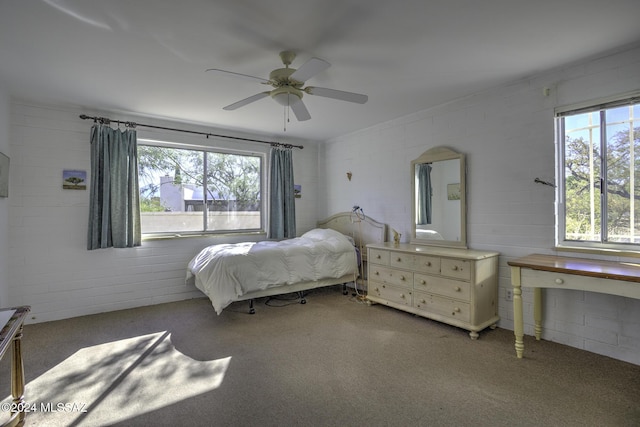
[366,243,499,339]
[0,306,30,427]
[508,254,640,358]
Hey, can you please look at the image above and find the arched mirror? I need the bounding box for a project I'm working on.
[411,147,466,248]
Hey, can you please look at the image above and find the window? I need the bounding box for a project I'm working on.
[137,140,263,235]
[556,95,640,249]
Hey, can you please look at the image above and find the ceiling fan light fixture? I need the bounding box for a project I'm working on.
[271,87,302,106]
[272,92,301,106]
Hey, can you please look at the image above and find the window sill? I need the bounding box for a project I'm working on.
[142,231,267,241]
[555,245,640,259]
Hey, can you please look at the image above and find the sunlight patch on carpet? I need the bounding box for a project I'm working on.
[1,331,230,426]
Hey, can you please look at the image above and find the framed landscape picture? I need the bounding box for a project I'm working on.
[63,169,87,190]
[0,152,9,198]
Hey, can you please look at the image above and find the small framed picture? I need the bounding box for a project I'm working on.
[63,170,87,190]
[0,152,9,198]
[447,183,460,200]
[294,184,302,198]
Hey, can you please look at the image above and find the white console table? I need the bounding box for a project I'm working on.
[508,254,640,358]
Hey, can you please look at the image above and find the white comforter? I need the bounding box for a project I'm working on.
[186,228,358,314]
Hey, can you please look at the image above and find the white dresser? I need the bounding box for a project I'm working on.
[367,243,499,339]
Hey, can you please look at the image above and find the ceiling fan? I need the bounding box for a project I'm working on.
[206,51,368,122]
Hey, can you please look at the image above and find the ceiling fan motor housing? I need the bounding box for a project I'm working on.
[269,68,303,88]
[269,67,304,105]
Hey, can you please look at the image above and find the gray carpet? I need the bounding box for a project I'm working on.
[1,286,639,427]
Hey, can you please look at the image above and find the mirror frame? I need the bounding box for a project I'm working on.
[410,146,467,249]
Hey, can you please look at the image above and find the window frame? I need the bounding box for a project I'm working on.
[555,91,640,253]
[137,137,267,238]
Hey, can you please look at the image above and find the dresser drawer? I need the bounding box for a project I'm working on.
[440,258,471,280]
[369,281,412,306]
[413,292,470,323]
[369,265,412,288]
[414,274,470,301]
[390,253,440,275]
[369,248,390,266]
[389,252,413,269]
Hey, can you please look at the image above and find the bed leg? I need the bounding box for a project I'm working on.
[343,283,348,295]
[298,291,306,305]
[249,299,256,314]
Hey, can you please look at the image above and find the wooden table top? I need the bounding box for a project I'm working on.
[0,306,30,360]
[508,254,640,283]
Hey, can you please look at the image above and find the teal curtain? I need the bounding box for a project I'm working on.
[417,163,432,225]
[87,124,141,249]
[268,146,296,239]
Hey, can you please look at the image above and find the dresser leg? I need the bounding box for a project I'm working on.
[469,331,479,340]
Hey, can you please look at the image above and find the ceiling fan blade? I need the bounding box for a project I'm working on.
[223,92,270,110]
[290,99,311,121]
[290,57,330,83]
[206,68,270,85]
[305,86,368,104]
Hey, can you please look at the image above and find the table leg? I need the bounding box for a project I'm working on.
[511,266,524,358]
[533,288,542,340]
[11,326,26,425]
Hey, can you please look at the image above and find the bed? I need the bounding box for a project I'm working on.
[186,212,386,314]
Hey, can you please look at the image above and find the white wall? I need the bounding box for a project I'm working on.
[0,82,9,307]
[319,43,640,365]
[5,45,639,365]
[7,101,318,323]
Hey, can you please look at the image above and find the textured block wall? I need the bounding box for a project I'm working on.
[319,44,640,364]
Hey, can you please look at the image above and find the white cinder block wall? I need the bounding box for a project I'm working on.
[7,101,318,323]
[5,44,640,365]
[0,81,9,307]
[319,43,640,365]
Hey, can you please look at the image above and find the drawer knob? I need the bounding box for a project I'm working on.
[425,261,431,267]
[453,307,461,313]
[420,299,426,304]
[420,279,426,285]
[374,287,379,292]
[555,278,564,285]
[376,254,381,259]
[397,257,402,262]
[400,275,406,281]
[382,285,386,288]
[400,293,405,299]
[454,286,461,292]
[451,265,459,271]
[374,271,379,275]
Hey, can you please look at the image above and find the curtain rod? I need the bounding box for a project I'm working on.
[78,114,303,149]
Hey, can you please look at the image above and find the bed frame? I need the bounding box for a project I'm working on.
[238,212,387,313]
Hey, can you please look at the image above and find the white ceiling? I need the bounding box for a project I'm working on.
[1,1,640,142]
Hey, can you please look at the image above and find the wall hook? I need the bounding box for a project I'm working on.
[534,177,556,188]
